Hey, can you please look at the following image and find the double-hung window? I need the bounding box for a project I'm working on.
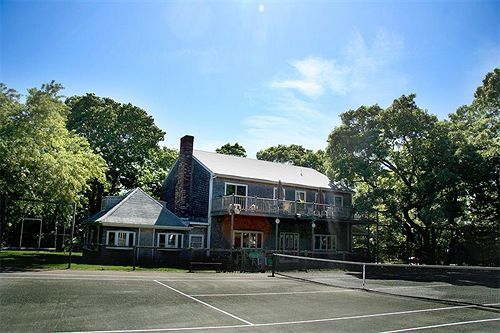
[333,195,343,207]
[314,234,336,251]
[106,230,135,248]
[189,234,204,249]
[295,190,306,202]
[225,183,247,196]
[233,230,263,249]
[157,233,183,248]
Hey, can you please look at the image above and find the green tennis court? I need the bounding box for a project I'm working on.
[1,270,499,333]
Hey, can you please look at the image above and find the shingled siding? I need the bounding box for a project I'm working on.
[212,177,350,205]
[189,159,210,222]
[160,160,179,212]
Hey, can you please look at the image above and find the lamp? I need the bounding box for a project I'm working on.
[275,218,280,251]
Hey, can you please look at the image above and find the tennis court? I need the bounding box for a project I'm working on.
[1,268,499,333]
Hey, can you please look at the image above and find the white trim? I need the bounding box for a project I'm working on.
[333,194,343,207]
[273,187,286,200]
[157,232,183,249]
[224,182,248,196]
[295,190,306,202]
[232,230,264,249]
[106,230,136,248]
[189,234,205,249]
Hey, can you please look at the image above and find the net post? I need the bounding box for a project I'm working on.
[362,264,366,289]
[132,245,137,271]
[271,252,276,277]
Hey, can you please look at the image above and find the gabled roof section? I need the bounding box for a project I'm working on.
[85,188,189,228]
[193,150,352,192]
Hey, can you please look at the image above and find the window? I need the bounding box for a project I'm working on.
[314,234,336,251]
[295,190,306,202]
[225,183,247,196]
[106,230,135,248]
[333,195,343,207]
[233,230,263,249]
[273,187,286,200]
[189,234,204,249]
[280,233,299,251]
[315,192,325,203]
[157,233,183,248]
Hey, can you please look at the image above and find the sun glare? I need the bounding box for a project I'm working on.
[258,4,265,13]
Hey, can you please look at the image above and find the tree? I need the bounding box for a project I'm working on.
[0,82,107,203]
[0,82,107,246]
[256,144,327,173]
[446,69,499,265]
[215,143,247,157]
[137,146,178,198]
[66,94,168,211]
[326,94,459,264]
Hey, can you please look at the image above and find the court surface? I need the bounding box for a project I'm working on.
[1,270,499,333]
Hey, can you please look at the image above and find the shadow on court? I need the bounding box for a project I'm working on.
[0,270,499,333]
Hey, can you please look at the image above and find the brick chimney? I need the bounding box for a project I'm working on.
[175,135,194,218]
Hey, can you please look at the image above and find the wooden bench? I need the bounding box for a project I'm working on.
[189,261,223,273]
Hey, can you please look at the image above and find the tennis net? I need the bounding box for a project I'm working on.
[272,253,500,308]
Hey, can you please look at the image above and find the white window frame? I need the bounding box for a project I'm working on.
[232,230,263,249]
[189,234,205,249]
[314,234,336,251]
[279,232,300,251]
[106,230,135,249]
[157,232,183,249]
[333,195,343,207]
[273,187,286,200]
[295,190,306,202]
[225,183,248,197]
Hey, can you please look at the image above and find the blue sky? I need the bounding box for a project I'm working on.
[1,0,498,157]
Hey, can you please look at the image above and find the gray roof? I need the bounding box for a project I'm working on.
[85,188,190,229]
[193,150,352,192]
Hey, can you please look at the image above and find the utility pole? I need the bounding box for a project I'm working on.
[67,202,76,269]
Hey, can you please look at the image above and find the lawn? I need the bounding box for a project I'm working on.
[0,250,186,272]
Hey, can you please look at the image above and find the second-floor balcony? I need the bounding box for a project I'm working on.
[211,195,353,221]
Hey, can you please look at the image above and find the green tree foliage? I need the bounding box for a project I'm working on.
[445,69,499,264]
[215,142,247,157]
[327,94,461,264]
[136,146,178,198]
[256,144,327,173]
[0,82,107,203]
[66,94,171,209]
[0,82,107,246]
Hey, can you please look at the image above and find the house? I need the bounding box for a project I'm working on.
[83,135,370,266]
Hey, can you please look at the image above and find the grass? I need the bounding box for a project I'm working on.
[0,250,187,272]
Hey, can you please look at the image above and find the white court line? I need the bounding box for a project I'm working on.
[378,317,500,333]
[153,280,254,326]
[59,304,476,333]
[191,289,352,297]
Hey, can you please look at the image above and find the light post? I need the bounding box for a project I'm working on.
[311,221,316,253]
[275,218,280,251]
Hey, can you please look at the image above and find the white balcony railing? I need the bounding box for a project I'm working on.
[211,195,352,220]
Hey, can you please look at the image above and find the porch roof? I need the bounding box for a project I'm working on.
[84,188,190,229]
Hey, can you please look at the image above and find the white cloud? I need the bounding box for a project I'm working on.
[270,28,404,99]
[241,28,406,156]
